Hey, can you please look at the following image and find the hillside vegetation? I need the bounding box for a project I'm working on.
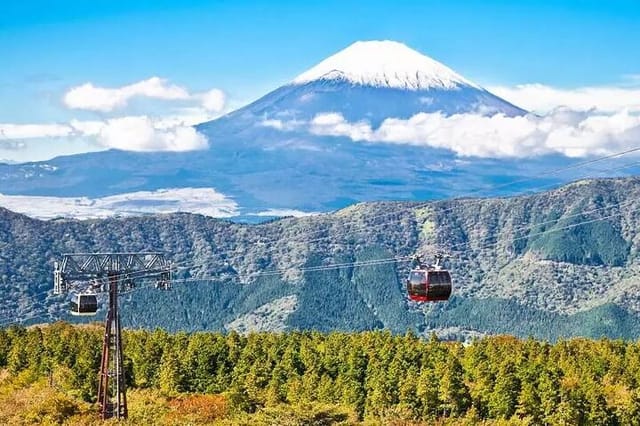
[1,177,640,338]
[2,323,640,424]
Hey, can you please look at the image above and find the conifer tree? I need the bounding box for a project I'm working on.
[439,356,470,417]
[488,361,520,419]
[416,365,440,419]
[158,347,182,394]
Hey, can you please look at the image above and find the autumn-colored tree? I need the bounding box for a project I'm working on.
[3,323,640,423]
[488,361,520,419]
[439,355,470,417]
[158,347,182,395]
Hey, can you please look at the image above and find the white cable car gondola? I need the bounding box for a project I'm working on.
[70,293,98,316]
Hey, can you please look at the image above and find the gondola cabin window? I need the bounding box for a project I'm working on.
[70,293,98,316]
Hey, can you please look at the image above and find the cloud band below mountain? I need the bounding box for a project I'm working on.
[261,108,640,158]
[489,83,640,114]
[0,187,238,219]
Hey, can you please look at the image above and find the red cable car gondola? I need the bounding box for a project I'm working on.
[406,254,452,302]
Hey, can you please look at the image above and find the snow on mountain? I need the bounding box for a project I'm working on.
[0,40,531,219]
[0,188,238,219]
[293,40,479,90]
[207,40,525,128]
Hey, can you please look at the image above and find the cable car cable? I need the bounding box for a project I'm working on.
[7,145,640,324]
[110,204,640,303]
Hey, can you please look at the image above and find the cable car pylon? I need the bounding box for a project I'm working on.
[53,252,172,420]
[97,271,126,420]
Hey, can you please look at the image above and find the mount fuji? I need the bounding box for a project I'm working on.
[0,40,580,220]
[209,40,524,128]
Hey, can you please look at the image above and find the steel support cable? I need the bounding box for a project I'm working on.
[123,186,639,286]
[84,185,640,294]
[5,146,640,325]
[432,201,636,257]
[49,172,640,302]
[107,205,639,304]
[2,205,636,328]
[132,145,640,265]
[406,158,640,255]
[118,148,640,281]
[211,146,640,259]
[116,257,414,298]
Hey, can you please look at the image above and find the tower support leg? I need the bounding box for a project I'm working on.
[97,272,127,420]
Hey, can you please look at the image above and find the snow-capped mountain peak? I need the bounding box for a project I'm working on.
[293,40,479,90]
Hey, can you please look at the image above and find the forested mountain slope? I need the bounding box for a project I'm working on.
[2,177,640,339]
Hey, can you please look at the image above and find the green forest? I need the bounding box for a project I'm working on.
[4,177,640,339]
[2,323,640,425]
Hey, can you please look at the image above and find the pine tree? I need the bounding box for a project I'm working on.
[439,356,470,417]
[515,377,542,422]
[301,367,321,402]
[538,368,561,422]
[285,374,303,405]
[416,365,440,420]
[488,361,520,419]
[344,346,367,420]
[265,364,288,405]
[398,366,420,419]
[586,391,616,426]
[158,347,182,395]
[0,328,11,367]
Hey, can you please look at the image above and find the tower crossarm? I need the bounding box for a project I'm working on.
[54,252,171,294]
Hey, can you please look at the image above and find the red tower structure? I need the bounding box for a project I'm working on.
[54,253,171,420]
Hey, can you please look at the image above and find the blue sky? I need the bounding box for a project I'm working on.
[1,0,640,161]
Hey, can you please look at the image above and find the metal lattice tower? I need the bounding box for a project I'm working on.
[54,252,171,420]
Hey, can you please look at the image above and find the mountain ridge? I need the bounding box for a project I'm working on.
[2,176,640,340]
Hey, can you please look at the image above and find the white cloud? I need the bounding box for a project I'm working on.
[303,109,640,158]
[63,76,226,113]
[63,77,190,112]
[310,113,373,140]
[0,115,210,152]
[259,118,305,131]
[0,187,238,219]
[199,88,226,112]
[260,119,285,130]
[253,209,320,217]
[0,123,73,139]
[489,83,640,114]
[0,76,228,155]
[94,116,208,151]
